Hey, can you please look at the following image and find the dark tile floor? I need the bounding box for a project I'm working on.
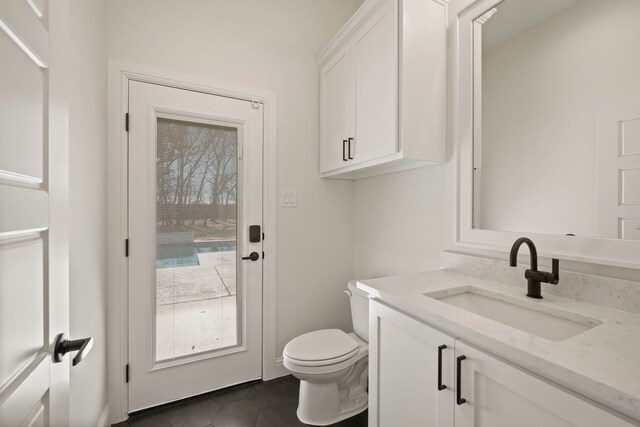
[112,375,368,427]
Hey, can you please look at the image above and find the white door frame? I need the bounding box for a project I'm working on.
[107,60,278,423]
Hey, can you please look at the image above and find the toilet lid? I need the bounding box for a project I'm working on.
[283,329,358,365]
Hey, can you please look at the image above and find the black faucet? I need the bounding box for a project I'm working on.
[509,238,559,299]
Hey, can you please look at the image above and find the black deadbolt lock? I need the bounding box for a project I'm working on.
[249,225,261,243]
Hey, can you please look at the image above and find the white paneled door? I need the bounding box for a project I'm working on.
[0,1,72,426]
[128,81,264,411]
[596,107,640,240]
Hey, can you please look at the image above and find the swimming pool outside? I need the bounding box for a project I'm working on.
[156,240,236,268]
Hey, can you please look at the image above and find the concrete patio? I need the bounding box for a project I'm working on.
[155,249,238,360]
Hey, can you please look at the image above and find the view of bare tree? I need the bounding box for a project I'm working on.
[156,118,237,237]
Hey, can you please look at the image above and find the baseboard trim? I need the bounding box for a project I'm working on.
[271,357,288,379]
[97,403,110,427]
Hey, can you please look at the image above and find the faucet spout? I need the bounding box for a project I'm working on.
[509,237,538,271]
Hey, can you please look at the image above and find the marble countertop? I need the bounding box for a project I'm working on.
[356,269,640,422]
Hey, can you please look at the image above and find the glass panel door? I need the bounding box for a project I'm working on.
[129,81,263,410]
[154,116,239,361]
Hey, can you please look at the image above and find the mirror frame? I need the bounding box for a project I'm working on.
[454,0,640,270]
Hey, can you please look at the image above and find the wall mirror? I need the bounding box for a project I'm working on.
[456,0,640,268]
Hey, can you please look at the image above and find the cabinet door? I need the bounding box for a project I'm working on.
[454,341,635,427]
[320,44,351,173]
[369,301,454,427]
[350,0,398,164]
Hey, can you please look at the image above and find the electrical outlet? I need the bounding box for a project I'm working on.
[281,191,297,207]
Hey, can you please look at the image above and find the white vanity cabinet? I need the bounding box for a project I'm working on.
[453,341,634,427]
[369,300,455,427]
[369,300,635,427]
[318,0,448,179]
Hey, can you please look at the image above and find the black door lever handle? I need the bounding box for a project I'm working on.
[242,252,260,261]
[53,333,93,366]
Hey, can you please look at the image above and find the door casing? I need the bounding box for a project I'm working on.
[106,60,279,423]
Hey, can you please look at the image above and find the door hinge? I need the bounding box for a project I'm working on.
[125,239,129,257]
[125,364,129,383]
[125,113,130,132]
[251,100,260,109]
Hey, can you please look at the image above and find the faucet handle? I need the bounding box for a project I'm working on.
[546,259,560,285]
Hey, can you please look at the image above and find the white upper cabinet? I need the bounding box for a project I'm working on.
[317,0,448,179]
[350,0,398,165]
[320,44,351,172]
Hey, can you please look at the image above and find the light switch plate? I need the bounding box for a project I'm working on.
[281,191,297,207]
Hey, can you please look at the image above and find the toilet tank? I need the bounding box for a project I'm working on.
[347,281,369,342]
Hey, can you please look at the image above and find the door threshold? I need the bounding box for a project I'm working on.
[128,377,263,417]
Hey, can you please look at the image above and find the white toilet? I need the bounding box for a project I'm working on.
[283,281,369,426]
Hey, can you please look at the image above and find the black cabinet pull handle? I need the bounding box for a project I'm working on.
[457,355,467,405]
[343,139,348,161]
[242,252,260,261]
[53,333,93,366]
[348,137,354,159]
[437,345,447,391]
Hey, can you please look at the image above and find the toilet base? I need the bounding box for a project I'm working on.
[294,357,368,426]
[297,381,368,426]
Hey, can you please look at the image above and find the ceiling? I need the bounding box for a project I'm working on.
[480,0,583,50]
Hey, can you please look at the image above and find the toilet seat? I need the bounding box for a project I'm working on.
[283,329,359,367]
[283,331,368,377]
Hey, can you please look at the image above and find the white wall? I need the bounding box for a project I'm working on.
[107,0,363,364]
[68,0,108,425]
[479,0,640,237]
[352,0,464,279]
[353,166,447,278]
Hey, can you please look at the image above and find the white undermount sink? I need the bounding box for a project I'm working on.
[424,286,602,341]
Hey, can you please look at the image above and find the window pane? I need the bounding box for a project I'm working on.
[155,117,238,361]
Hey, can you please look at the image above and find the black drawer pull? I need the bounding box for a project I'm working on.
[437,345,447,391]
[343,139,348,161]
[348,137,354,159]
[457,355,467,405]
